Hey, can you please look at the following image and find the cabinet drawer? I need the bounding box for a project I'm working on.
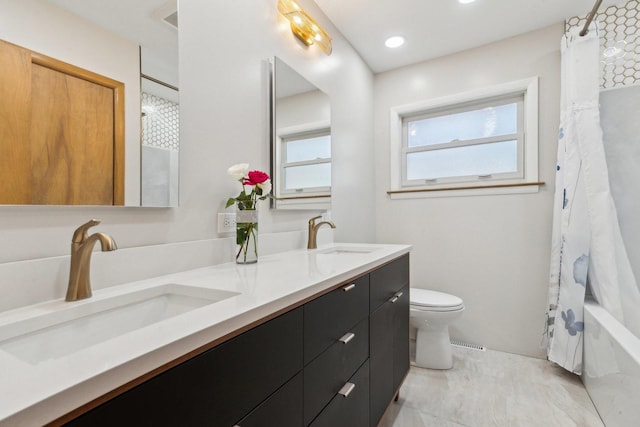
[308,359,370,427]
[370,254,409,312]
[304,275,369,364]
[66,307,303,427]
[234,371,303,427]
[304,318,369,425]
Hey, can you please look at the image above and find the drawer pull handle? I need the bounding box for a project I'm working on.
[342,283,356,292]
[338,382,356,398]
[339,332,355,344]
[389,291,403,303]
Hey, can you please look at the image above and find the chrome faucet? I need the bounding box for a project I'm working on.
[307,215,336,250]
[66,219,117,301]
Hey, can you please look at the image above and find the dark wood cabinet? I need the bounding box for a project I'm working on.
[369,255,410,427]
[66,307,303,427]
[63,254,409,427]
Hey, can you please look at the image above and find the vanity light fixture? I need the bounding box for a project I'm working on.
[277,0,332,55]
[458,0,477,3]
[385,36,405,48]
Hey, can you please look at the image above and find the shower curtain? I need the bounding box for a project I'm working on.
[545,24,640,374]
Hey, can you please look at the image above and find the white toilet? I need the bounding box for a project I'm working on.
[410,288,465,370]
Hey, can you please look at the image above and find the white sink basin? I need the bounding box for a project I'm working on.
[317,246,377,255]
[0,284,239,364]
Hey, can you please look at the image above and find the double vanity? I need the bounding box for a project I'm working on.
[0,243,411,426]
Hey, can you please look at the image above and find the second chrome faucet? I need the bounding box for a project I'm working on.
[66,219,117,301]
[307,215,336,249]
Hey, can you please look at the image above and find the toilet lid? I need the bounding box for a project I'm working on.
[410,288,464,310]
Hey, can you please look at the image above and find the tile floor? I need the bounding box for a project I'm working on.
[379,343,604,427]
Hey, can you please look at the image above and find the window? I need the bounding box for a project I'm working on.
[403,95,523,185]
[389,78,539,198]
[279,128,331,196]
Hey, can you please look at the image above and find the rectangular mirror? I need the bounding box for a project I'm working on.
[0,0,179,207]
[270,57,331,210]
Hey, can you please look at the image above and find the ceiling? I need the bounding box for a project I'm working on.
[47,0,625,77]
[49,0,178,78]
[314,0,624,73]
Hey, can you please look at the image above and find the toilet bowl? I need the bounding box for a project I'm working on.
[410,288,464,370]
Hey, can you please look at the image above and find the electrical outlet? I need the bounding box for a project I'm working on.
[217,213,236,233]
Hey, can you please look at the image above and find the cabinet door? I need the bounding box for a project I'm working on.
[66,307,303,427]
[369,299,395,426]
[369,286,410,427]
[392,285,410,392]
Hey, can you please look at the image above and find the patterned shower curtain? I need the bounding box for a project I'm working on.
[546,23,640,374]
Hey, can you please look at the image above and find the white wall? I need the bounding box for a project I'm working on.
[374,24,563,358]
[177,0,375,243]
[277,90,330,129]
[0,0,141,206]
[0,1,374,268]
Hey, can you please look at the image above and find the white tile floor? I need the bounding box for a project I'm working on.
[379,343,604,427]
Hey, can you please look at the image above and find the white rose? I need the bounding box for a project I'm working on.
[257,179,272,195]
[227,163,249,180]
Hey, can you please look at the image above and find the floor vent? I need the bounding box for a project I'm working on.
[451,340,486,352]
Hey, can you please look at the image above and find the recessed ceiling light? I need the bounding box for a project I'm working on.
[458,0,476,4]
[385,36,405,48]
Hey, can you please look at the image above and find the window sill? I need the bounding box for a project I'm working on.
[387,181,545,199]
[272,195,331,210]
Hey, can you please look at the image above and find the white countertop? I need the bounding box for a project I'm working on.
[0,243,411,426]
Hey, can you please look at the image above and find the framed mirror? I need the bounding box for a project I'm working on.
[270,57,331,210]
[0,0,179,207]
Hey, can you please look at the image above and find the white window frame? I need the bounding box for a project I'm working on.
[389,77,539,199]
[274,121,331,208]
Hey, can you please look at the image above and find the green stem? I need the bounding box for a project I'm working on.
[250,225,258,258]
[236,222,257,263]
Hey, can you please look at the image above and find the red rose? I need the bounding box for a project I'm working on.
[245,170,270,185]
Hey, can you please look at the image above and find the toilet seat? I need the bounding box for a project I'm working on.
[410,288,464,312]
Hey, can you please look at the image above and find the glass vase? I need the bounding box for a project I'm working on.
[235,208,258,264]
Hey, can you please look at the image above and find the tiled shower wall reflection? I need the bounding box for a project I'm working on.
[566,0,640,88]
[141,92,180,151]
[141,92,180,206]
